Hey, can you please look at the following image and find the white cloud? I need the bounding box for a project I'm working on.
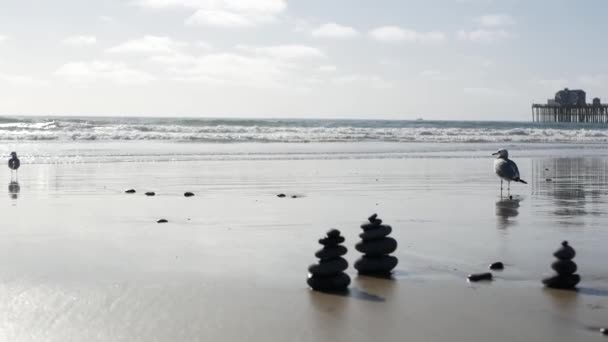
[0,35,7,42]
[457,29,511,43]
[333,74,392,89]
[578,74,607,87]
[238,44,326,60]
[0,73,49,86]
[107,36,187,54]
[369,26,446,43]
[536,79,568,89]
[138,0,287,28]
[312,23,358,39]
[318,65,337,72]
[476,14,514,27]
[63,35,97,46]
[56,60,155,84]
[463,87,509,96]
[420,70,448,81]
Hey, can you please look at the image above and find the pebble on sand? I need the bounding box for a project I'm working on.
[277,194,286,198]
[157,219,168,223]
[601,328,608,335]
[468,272,493,282]
[125,189,136,194]
[489,262,504,270]
[184,192,195,197]
[145,192,156,196]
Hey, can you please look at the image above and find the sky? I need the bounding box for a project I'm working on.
[0,0,607,120]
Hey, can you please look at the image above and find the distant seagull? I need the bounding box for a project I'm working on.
[8,152,20,181]
[492,149,527,195]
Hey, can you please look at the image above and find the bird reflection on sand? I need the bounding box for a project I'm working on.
[496,197,521,229]
[8,181,20,200]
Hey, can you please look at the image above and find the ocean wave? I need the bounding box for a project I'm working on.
[1,116,608,143]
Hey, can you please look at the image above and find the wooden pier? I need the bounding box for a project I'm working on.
[532,104,608,123]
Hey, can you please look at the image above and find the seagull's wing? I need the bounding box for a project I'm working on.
[495,159,520,180]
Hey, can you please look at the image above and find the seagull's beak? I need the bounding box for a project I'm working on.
[491,152,498,156]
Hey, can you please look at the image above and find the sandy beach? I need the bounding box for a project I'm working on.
[0,141,606,341]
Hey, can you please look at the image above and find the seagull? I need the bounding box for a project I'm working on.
[8,152,20,181]
[492,148,527,195]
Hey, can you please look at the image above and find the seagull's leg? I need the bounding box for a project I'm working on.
[500,179,503,197]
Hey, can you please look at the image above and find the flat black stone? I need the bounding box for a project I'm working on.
[308,257,348,276]
[551,260,577,275]
[184,192,195,197]
[601,328,608,336]
[360,225,392,241]
[355,237,397,256]
[157,219,168,223]
[307,272,351,292]
[553,241,576,260]
[468,273,493,282]
[319,236,345,246]
[354,255,398,275]
[542,274,580,289]
[125,189,136,194]
[277,193,286,198]
[360,222,388,231]
[489,262,504,270]
[145,192,156,196]
[368,213,378,222]
[326,229,341,238]
[315,245,347,260]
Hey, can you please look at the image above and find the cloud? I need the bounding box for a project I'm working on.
[0,35,7,42]
[333,74,392,89]
[536,79,568,89]
[577,74,607,87]
[463,87,510,96]
[56,60,155,84]
[318,65,337,72]
[107,36,187,54]
[238,44,326,60]
[0,73,49,86]
[312,23,358,39]
[420,69,448,81]
[476,14,514,27]
[457,29,511,43]
[138,0,287,28]
[369,26,446,43]
[63,35,97,46]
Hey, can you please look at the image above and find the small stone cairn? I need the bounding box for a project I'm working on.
[354,214,398,275]
[307,229,351,292]
[542,241,580,290]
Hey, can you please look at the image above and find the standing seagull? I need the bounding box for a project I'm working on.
[8,152,20,181]
[492,148,527,195]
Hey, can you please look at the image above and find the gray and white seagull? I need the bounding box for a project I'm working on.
[492,148,527,195]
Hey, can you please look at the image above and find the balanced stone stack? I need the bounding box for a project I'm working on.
[307,229,351,292]
[542,241,581,290]
[354,214,398,275]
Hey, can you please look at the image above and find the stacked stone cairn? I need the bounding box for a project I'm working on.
[354,214,398,275]
[542,241,580,290]
[307,229,351,292]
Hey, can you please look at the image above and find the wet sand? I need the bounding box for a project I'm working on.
[1,152,607,341]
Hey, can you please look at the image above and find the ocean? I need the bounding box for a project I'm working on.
[2,116,608,163]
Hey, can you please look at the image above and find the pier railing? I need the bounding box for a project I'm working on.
[532,104,608,123]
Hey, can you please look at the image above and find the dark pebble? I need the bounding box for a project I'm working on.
[315,245,347,260]
[360,222,386,231]
[277,193,286,198]
[554,241,576,260]
[601,328,608,335]
[355,237,397,256]
[360,225,392,241]
[125,189,136,194]
[489,262,504,270]
[145,192,155,196]
[291,195,299,198]
[368,213,378,222]
[542,274,580,289]
[319,235,345,246]
[326,229,341,238]
[546,178,552,182]
[308,257,348,276]
[307,273,351,292]
[468,272,493,282]
[551,260,577,275]
[184,192,194,197]
[157,219,168,223]
[354,255,398,274]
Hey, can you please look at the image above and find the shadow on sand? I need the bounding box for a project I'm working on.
[310,287,385,303]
